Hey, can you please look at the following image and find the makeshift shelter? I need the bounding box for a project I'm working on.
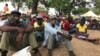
[81,11,98,17]
[81,11,99,20]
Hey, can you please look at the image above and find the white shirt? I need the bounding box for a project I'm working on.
[42,22,61,46]
[0,19,8,26]
[85,21,90,26]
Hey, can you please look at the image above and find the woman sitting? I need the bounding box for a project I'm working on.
[76,17,100,44]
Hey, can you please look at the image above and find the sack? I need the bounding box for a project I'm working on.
[13,46,32,56]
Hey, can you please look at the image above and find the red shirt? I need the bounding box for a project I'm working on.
[30,18,36,25]
[62,20,70,31]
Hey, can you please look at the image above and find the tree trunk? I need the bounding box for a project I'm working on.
[17,3,20,11]
[32,0,39,14]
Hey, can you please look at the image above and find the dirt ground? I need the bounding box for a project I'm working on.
[4,30,100,56]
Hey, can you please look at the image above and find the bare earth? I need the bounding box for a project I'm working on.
[4,30,100,56]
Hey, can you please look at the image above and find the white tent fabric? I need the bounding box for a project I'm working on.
[81,11,98,17]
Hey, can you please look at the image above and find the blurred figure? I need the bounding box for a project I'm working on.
[3,3,9,13]
[43,16,76,56]
[0,13,8,41]
[61,16,70,31]
[61,16,76,34]
[76,17,100,44]
[34,16,45,46]
[0,10,41,56]
[29,14,36,25]
[90,19,98,30]
[20,14,29,25]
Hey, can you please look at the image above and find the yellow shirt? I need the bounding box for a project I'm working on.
[34,21,46,28]
[76,23,87,32]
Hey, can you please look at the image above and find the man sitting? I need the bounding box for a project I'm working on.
[34,16,45,46]
[0,10,41,56]
[43,16,76,56]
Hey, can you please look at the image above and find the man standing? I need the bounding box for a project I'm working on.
[43,16,76,56]
[0,10,41,56]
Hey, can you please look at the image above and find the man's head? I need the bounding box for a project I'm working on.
[36,16,43,25]
[49,16,57,25]
[57,18,61,23]
[80,17,86,26]
[5,3,8,6]
[11,10,21,21]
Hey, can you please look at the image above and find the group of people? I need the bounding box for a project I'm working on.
[29,14,76,56]
[0,8,100,56]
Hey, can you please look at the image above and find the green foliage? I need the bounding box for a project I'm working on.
[92,8,100,14]
[25,0,33,8]
[69,0,100,14]
[92,0,100,14]
[46,0,71,13]
[12,0,27,11]
[0,0,4,1]
[37,5,47,12]
[73,7,89,14]
[95,0,100,8]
